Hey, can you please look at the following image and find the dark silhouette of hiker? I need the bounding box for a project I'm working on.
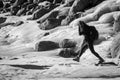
[73,21,104,64]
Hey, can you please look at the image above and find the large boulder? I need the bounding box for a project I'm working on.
[58,39,83,58]
[28,7,50,20]
[38,18,61,30]
[59,48,77,58]
[37,10,59,23]
[69,0,89,15]
[59,39,77,48]
[35,41,59,51]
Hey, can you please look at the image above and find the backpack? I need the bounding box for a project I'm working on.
[89,26,99,40]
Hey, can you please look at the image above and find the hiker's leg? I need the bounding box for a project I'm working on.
[88,41,104,62]
[73,40,88,62]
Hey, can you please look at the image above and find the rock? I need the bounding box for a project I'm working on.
[113,13,120,33]
[69,0,89,15]
[110,33,120,58]
[11,0,32,15]
[38,1,51,8]
[59,39,77,48]
[0,17,7,24]
[3,2,11,9]
[13,21,24,26]
[90,0,105,7]
[26,3,38,10]
[59,48,77,58]
[53,0,63,4]
[16,8,27,16]
[12,0,28,8]
[37,10,59,23]
[61,12,82,26]
[113,21,120,33]
[35,41,59,51]
[70,0,120,26]
[0,57,2,60]
[29,7,50,20]
[57,7,70,19]
[10,0,16,4]
[63,0,75,6]
[0,1,4,9]
[98,12,117,23]
[26,10,33,15]
[39,18,61,30]
[44,0,54,3]
[11,6,21,15]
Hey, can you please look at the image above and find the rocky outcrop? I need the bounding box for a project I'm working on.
[113,13,120,33]
[70,0,120,27]
[110,33,120,58]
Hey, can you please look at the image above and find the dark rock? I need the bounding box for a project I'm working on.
[59,48,77,58]
[10,0,29,15]
[35,41,59,51]
[11,6,21,15]
[0,1,4,8]
[26,11,33,15]
[29,7,50,20]
[10,57,18,60]
[13,21,24,26]
[37,10,59,23]
[90,0,105,7]
[0,17,7,24]
[3,3,11,9]
[39,18,61,30]
[10,0,16,4]
[44,32,50,36]
[69,0,89,15]
[0,57,2,60]
[59,39,77,48]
